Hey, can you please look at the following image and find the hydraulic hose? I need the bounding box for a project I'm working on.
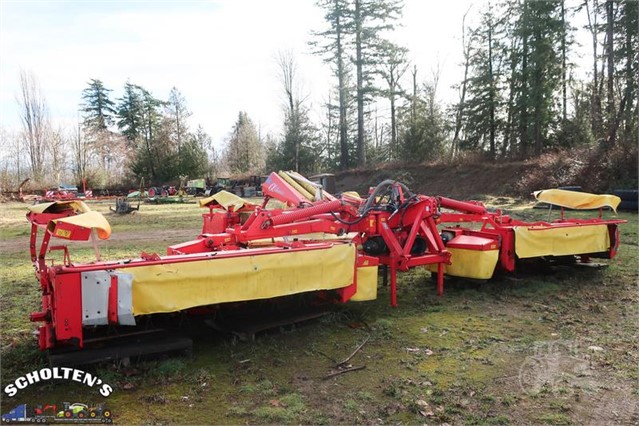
[361,180,414,213]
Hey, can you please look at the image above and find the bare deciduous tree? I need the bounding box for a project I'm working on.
[72,119,90,183]
[277,50,301,171]
[48,127,67,184]
[17,70,49,184]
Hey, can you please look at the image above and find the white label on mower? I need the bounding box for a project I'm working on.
[81,271,110,326]
[81,271,135,326]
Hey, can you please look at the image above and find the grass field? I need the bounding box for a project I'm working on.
[1,198,637,424]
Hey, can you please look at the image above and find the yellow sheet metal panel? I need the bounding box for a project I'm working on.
[428,247,499,279]
[534,189,621,212]
[131,243,356,315]
[514,224,610,259]
[351,265,379,301]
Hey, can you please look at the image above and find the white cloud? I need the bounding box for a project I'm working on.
[0,0,482,151]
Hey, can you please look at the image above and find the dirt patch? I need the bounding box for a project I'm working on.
[335,161,536,198]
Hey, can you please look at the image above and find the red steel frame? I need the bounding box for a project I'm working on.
[25,173,624,351]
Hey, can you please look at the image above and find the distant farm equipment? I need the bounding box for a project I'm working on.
[145,176,189,204]
[112,179,145,214]
[186,178,207,195]
[110,197,140,214]
[186,176,266,198]
[36,179,94,203]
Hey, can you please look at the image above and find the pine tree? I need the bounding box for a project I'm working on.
[180,126,210,180]
[350,0,403,166]
[117,81,144,145]
[378,41,409,161]
[80,79,116,131]
[311,0,352,170]
[269,51,320,174]
[80,79,119,183]
[166,87,192,152]
[224,112,263,174]
[608,0,638,144]
[130,87,166,182]
[507,0,564,157]
[398,67,447,162]
[460,3,506,158]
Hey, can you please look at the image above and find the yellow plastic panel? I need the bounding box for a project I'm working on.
[278,171,314,200]
[514,224,610,259]
[428,248,499,279]
[199,190,253,210]
[351,265,379,301]
[51,211,112,240]
[534,189,620,212]
[28,200,91,214]
[131,243,356,315]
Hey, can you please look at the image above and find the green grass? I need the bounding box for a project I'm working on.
[0,200,637,424]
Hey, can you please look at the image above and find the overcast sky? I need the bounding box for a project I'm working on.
[0,0,590,151]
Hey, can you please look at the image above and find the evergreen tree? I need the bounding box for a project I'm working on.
[610,0,638,144]
[269,51,320,174]
[80,79,119,183]
[311,0,352,170]
[224,112,263,174]
[504,0,565,157]
[398,69,447,162]
[117,81,144,145]
[80,79,116,131]
[166,87,192,152]
[378,41,409,161]
[180,126,210,179]
[460,3,506,157]
[350,0,403,166]
[130,87,166,182]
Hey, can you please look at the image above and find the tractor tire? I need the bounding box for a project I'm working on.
[77,411,87,419]
[619,200,638,212]
[64,411,72,418]
[90,411,97,418]
[612,189,638,201]
[103,410,111,418]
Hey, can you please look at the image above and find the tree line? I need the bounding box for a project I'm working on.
[2,74,217,189]
[259,0,637,175]
[1,0,636,190]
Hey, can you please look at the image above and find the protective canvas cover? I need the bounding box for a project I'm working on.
[514,224,610,259]
[130,243,357,315]
[534,189,621,212]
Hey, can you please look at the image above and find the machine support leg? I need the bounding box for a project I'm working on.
[437,263,444,297]
[390,264,397,307]
[382,265,388,287]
